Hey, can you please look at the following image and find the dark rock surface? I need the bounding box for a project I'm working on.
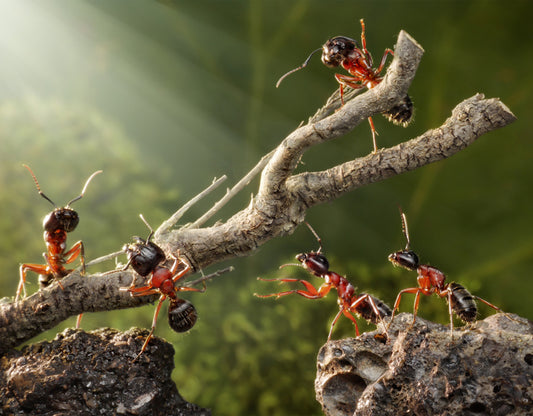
[315,313,533,416]
[0,328,210,416]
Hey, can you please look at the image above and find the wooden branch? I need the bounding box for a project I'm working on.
[0,29,516,354]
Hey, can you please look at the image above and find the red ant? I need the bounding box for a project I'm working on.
[388,209,511,336]
[120,215,202,361]
[17,166,101,323]
[276,19,413,153]
[255,223,391,340]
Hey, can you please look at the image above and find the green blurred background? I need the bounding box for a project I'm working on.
[1,1,531,415]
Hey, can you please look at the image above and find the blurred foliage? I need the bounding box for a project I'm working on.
[1,1,533,415]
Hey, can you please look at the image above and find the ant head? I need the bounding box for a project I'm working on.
[389,207,420,270]
[43,208,79,233]
[296,252,330,276]
[388,250,419,271]
[321,36,359,68]
[123,237,166,277]
[122,215,165,276]
[23,165,101,232]
[168,298,198,333]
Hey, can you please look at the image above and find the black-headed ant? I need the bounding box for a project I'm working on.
[120,215,202,361]
[388,209,511,336]
[255,223,391,340]
[17,165,101,315]
[276,19,413,153]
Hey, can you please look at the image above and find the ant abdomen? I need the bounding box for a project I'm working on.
[168,298,198,333]
[448,282,477,323]
[382,94,414,127]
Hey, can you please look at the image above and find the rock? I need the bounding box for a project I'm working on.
[315,313,533,416]
[0,328,210,416]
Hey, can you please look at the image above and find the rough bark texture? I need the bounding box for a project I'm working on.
[316,313,533,416]
[0,328,210,416]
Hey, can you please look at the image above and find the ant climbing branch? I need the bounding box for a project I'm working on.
[0,29,516,354]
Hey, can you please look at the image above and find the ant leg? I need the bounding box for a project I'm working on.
[76,313,83,329]
[367,116,379,153]
[327,309,344,340]
[446,289,455,339]
[335,74,365,90]
[120,286,159,297]
[343,309,362,338]
[334,74,364,106]
[17,263,49,301]
[473,295,520,323]
[410,290,422,327]
[387,288,420,331]
[339,85,345,106]
[133,295,166,361]
[327,308,360,340]
[376,49,394,74]
[359,295,390,337]
[63,241,84,273]
[169,254,192,284]
[359,19,373,67]
[255,278,332,299]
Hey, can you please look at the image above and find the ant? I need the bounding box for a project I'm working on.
[255,222,391,340]
[17,165,101,320]
[276,19,413,153]
[387,209,511,336]
[120,215,202,361]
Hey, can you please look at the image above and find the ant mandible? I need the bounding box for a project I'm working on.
[255,222,391,340]
[276,19,413,153]
[387,209,511,336]
[120,215,202,361]
[17,165,102,317]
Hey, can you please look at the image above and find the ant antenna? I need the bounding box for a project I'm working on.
[398,207,411,250]
[304,222,323,254]
[139,214,155,242]
[23,164,57,207]
[67,170,102,206]
[275,47,322,88]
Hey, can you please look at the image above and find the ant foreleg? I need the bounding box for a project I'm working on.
[63,240,84,273]
[255,277,332,299]
[359,19,372,67]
